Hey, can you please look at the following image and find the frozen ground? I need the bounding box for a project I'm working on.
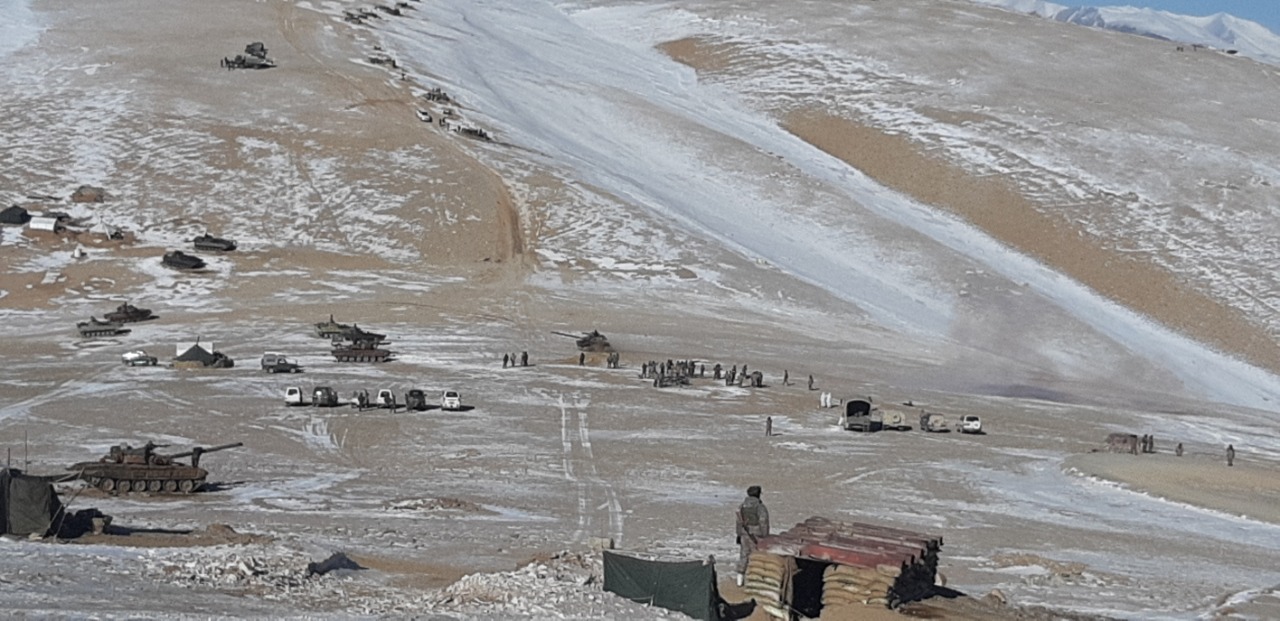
[1,0,1280,619]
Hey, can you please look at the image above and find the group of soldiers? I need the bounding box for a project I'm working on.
[501,351,529,368]
[1137,435,1240,467]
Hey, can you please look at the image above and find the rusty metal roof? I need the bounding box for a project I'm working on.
[756,516,943,569]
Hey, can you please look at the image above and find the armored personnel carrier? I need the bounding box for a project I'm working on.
[104,302,155,323]
[192,234,237,252]
[77,317,129,338]
[67,441,243,494]
[162,250,206,270]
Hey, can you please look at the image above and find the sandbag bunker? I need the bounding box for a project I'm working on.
[743,516,943,618]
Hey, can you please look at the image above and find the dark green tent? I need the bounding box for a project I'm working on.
[0,468,64,537]
[603,551,721,620]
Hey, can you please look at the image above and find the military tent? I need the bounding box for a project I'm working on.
[603,551,722,620]
[0,468,64,537]
[175,342,217,365]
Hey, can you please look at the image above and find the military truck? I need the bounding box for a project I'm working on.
[841,399,882,432]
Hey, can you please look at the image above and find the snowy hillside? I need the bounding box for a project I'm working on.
[971,0,1280,66]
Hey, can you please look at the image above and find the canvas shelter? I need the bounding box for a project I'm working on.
[175,342,217,365]
[0,205,30,225]
[0,468,64,537]
[602,551,722,620]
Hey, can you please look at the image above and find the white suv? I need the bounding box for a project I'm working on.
[960,415,983,434]
[441,390,462,411]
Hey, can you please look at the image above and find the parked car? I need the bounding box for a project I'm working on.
[121,350,158,366]
[440,390,462,411]
[376,389,398,408]
[260,352,302,373]
[960,415,983,434]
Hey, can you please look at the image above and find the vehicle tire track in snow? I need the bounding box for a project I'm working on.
[555,391,624,546]
[0,365,116,423]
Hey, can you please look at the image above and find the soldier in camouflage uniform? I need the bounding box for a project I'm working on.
[735,485,770,583]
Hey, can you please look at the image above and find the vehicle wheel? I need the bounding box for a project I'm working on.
[99,478,116,492]
[148,480,162,492]
[118,480,133,493]
[163,480,178,493]
[178,480,195,493]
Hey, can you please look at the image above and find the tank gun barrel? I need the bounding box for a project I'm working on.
[168,442,244,460]
[551,331,582,339]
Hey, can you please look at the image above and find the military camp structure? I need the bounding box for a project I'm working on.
[0,468,64,538]
[743,516,943,618]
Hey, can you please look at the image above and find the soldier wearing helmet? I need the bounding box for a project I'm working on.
[735,485,771,584]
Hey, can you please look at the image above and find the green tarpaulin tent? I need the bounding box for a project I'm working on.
[0,468,64,537]
[603,551,721,620]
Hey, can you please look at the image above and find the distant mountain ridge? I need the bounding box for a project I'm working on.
[970,0,1280,67]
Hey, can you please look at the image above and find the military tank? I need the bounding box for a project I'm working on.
[77,317,129,338]
[67,441,243,494]
[162,250,206,270]
[104,302,155,323]
[332,340,392,362]
[315,315,353,339]
[341,324,387,345]
[553,330,612,352]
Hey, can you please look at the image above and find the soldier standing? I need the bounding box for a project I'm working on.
[783,370,789,386]
[579,352,586,366]
[1227,444,1235,467]
[502,353,510,368]
[808,375,815,390]
[765,416,773,437]
[735,485,770,585]
[521,351,529,367]
[1176,442,1183,457]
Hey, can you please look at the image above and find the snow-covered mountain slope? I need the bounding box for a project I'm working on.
[311,0,1280,411]
[971,0,1280,66]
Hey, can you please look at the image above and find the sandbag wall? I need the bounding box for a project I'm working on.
[741,552,794,620]
[756,516,943,613]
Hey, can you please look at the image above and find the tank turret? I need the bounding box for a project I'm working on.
[67,442,243,494]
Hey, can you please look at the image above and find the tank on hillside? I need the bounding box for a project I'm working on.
[66,441,243,494]
[104,302,155,323]
[553,330,612,352]
[162,250,206,270]
[77,317,129,338]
